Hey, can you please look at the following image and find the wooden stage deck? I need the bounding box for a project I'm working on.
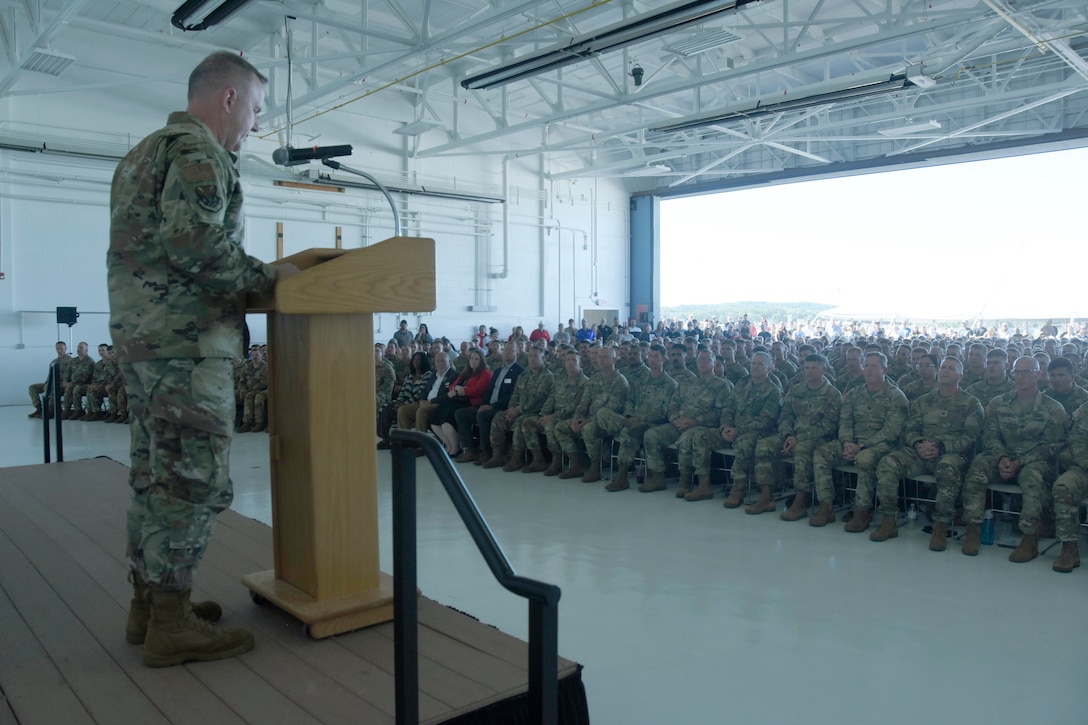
[0,458,584,724]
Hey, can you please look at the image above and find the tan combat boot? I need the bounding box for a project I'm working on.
[869,514,898,541]
[780,491,809,521]
[126,570,223,645]
[581,457,602,483]
[844,507,871,533]
[929,522,948,551]
[744,486,776,514]
[559,454,585,479]
[1008,533,1039,563]
[543,449,564,476]
[143,589,253,667]
[684,475,714,501]
[638,470,667,493]
[523,447,549,473]
[961,523,981,556]
[808,501,836,527]
[454,446,479,463]
[503,448,526,472]
[675,470,694,499]
[1052,541,1081,573]
[606,462,631,492]
[722,481,746,509]
[481,444,506,469]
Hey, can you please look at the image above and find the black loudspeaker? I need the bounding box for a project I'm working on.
[56,306,79,326]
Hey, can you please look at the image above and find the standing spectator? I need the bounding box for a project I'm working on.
[392,319,414,348]
[415,322,434,346]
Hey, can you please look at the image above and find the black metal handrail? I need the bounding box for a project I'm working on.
[42,361,64,463]
[389,429,561,725]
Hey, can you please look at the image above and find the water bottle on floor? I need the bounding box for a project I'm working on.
[906,503,918,530]
[981,509,995,545]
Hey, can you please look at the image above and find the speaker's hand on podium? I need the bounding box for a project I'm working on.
[276,263,302,280]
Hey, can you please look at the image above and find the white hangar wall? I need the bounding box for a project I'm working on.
[0,45,631,406]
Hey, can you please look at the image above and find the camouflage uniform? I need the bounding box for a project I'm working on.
[107,363,128,419]
[720,378,782,490]
[834,371,865,394]
[109,111,279,590]
[674,375,734,477]
[962,391,1069,534]
[965,378,1015,407]
[1053,402,1088,542]
[723,361,749,385]
[490,366,555,450]
[595,371,677,471]
[1047,385,1088,417]
[812,383,908,508]
[239,359,268,428]
[643,375,728,475]
[86,356,114,416]
[63,353,95,414]
[28,353,71,414]
[376,360,396,409]
[899,377,938,403]
[779,378,842,497]
[527,370,587,451]
[873,389,984,521]
[556,370,629,457]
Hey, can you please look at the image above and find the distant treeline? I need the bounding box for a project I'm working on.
[661,301,835,324]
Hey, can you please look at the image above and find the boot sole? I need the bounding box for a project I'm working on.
[1052,560,1080,573]
[144,636,254,668]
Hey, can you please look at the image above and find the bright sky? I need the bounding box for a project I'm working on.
[661,146,1088,321]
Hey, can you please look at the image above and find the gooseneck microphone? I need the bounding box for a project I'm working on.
[272,145,353,166]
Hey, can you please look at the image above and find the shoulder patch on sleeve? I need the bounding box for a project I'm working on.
[194,185,223,213]
[181,161,217,183]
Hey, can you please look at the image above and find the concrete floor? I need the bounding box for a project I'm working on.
[2,405,1084,724]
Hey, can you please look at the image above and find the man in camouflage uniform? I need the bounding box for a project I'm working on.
[556,346,629,481]
[495,345,555,471]
[718,339,750,385]
[965,348,1015,406]
[812,352,909,532]
[640,350,729,494]
[672,350,733,498]
[779,354,842,523]
[716,352,782,510]
[899,353,939,402]
[960,356,1069,562]
[61,341,95,418]
[833,346,865,394]
[1044,358,1088,416]
[668,344,697,384]
[870,357,984,547]
[1051,401,1087,573]
[106,353,129,423]
[83,344,112,420]
[375,345,396,411]
[527,347,588,476]
[962,343,987,388]
[237,347,268,432]
[604,344,677,492]
[108,52,299,667]
[27,341,70,418]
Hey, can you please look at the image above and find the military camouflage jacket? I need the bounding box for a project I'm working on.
[720,377,782,436]
[669,375,733,428]
[542,371,588,419]
[839,382,908,448]
[1062,402,1088,466]
[509,367,555,417]
[780,378,841,443]
[64,355,94,385]
[905,388,984,456]
[965,378,1015,407]
[1046,384,1088,417]
[238,360,267,393]
[575,370,629,419]
[624,371,677,424]
[981,391,1068,466]
[92,358,112,385]
[108,112,278,363]
[376,361,397,408]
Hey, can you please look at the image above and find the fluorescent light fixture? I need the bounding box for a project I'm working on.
[665,28,743,57]
[878,119,941,136]
[460,0,759,90]
[650,74,917,133]
[20,48,76,76]
[393,121,441,136]
[624,164,672,176]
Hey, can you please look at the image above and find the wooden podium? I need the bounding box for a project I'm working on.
[242,236,435,638]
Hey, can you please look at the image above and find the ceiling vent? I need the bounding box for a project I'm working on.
[20,48,76,76]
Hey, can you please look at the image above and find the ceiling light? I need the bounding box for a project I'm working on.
[461,0,760,90]
[650,74,917,133]
[393,121,441,136]
[665,28,743,57]
[20,48,76,76]
[878,120,942,136]
[624,164,671,176]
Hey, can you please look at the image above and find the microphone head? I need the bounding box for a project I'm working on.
[272,147,297,166]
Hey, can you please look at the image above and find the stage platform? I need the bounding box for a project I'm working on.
[0,457,587,724]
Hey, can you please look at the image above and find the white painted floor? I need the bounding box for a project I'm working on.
[2,405,1084,725]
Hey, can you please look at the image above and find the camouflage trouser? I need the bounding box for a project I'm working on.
[875,448,968,521]
[108,383,128,415]
[812,441,892,509]
[520,416,546,450]
[787,438,830,497]
[962,454,1052,534]
[121,358,235,592]
[545,416,574,452]
[729,432,784,489]
[64,383,90,412]
[1052,466,1088,542]
[581,408,628,465]
[86,383,108,413]
[29,382,47,412]
[242,388,267,425]
[555,416,588,456]
[643,423,681,473]
[677,426,722,477]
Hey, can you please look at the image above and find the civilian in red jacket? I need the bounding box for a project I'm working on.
[431,349,492,455]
